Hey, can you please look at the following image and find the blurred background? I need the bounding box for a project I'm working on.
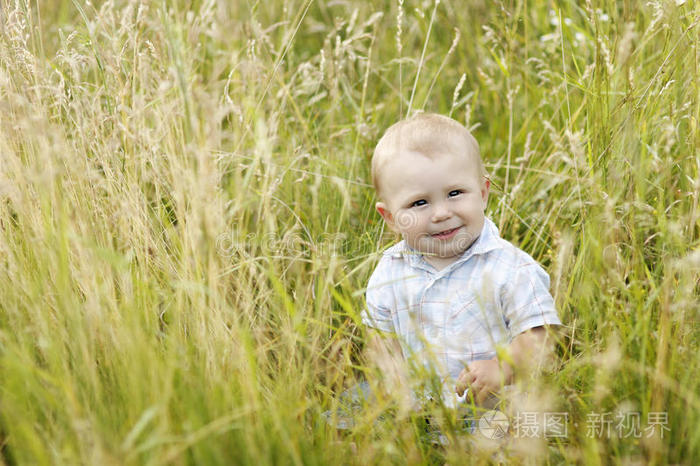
[0,0,698,463]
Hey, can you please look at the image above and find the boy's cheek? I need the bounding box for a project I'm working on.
[393,210,420,232]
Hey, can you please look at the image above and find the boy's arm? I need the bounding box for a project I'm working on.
[366,332,407,392]
[455,326,553,404]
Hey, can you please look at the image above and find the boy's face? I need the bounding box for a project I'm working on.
[376,149,489,268]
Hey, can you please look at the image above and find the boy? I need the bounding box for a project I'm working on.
[363,113,561,407]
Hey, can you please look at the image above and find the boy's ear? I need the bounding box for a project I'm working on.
[481,178,490,208]
[376,202,397,231]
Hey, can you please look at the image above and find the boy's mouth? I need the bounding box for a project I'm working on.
[431,226,461,239]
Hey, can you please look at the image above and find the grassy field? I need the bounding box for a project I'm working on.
[0,0,698,464]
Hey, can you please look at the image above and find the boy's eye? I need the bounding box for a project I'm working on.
[448,190,463,197]
[410,199,427,207]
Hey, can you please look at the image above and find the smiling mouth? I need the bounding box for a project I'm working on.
[431,226,461,239]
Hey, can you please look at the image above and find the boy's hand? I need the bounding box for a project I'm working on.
[455,327,552,405]
[366,333,406,393]
[455,358,513,405]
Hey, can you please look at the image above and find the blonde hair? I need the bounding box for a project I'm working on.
[371,113,484,198]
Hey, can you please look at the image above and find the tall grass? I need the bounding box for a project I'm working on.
[0,0,698,464]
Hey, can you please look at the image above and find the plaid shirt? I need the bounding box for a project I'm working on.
[363,217,561,383]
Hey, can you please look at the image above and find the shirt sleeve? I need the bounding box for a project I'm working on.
[501,251,562,337]
[362,255,396,333]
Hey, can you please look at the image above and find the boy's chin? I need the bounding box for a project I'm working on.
[432,250,466,260]
[420,246,468,260]
[423,241,473,258]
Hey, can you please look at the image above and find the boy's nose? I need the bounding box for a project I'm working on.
[431,204,452,222]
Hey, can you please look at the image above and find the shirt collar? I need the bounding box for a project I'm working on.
[389,217,503,271]
[463,217,502,258]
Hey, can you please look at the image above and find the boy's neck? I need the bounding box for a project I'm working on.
[423,254,460,271]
